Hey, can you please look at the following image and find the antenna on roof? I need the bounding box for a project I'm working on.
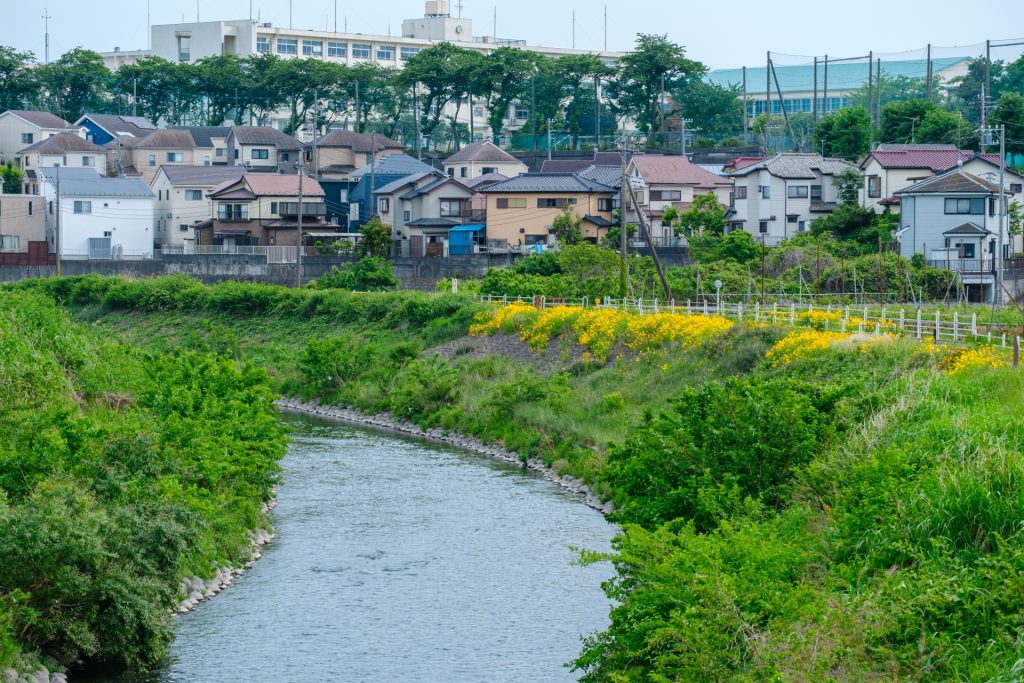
[42,8,52,65]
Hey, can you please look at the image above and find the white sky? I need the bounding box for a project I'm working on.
[1,0,1022,68]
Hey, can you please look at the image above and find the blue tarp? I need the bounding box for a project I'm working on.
[449,224,485,255]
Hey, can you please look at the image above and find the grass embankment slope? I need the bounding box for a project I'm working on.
[0,286,285,675]
[8,273,1024,681]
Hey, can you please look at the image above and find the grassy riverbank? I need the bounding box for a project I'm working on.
[7,274,1024,680]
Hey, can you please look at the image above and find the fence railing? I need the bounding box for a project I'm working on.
[62,249,155,261]
[472,294,1022,349]
[154,245,299,263]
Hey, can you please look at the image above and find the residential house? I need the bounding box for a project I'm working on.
[895,167,1017,302]
[315,130,404,179]
[0,193,50,265]
[728,153,859,245]
[859,144,1009,213]
[374,170,478,256]
[150,165,246,249]
[0,109,76,163]
[38,167,155,260]
[463,172,507,228]
[225,126,304,172]
[443,140,528,181]
[15,133,108,194]
[74,113,157,146]
[171,126,231,164]
[343,154,436,229]
[481,173,617,250]
[115,129,205,184]
[626,155,733,242]
[196,174,330,249]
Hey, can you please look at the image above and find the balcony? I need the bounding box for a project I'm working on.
[278,202,327,218]
[927,259,995,274]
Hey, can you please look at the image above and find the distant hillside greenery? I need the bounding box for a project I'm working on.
[6,274,1024,680]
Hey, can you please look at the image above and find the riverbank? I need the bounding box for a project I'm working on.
[276,399,612,515]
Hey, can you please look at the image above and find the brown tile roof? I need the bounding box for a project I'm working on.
[445,140,523,164]
[316,130,402,152]
[210,173,325,199]
[5,109,71,129]
[128,129,198,150]
[632,155,732,187]
[897,168,1000,195]
[19,132,104,154]
[229,126,303,151]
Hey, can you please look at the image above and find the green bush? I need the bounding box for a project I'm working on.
[314,257,399,292]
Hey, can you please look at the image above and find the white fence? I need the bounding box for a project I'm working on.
[473,294,1023,350]
[156,246,298,263]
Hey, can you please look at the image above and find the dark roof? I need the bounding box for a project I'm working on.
[730,153,856,179]
[3,109,71,129]
[208,174,325,199]
[349,154,433,179]
[407,218,459,228]
[445,140,523,165]
[39,168,153,197]
[77,113,156,138]
[541,159,596,173]
[630,156,732,187]
[897,168,1000,195]
[583,215,614,227]
[170,126,230,148]
[481,173,616,194]
[463,172,508,190]
[809,201,839,213]
[19,132,104,154]
[399,176,454,200]
[577,165,622,188]
[374,170,440,195]
[864,147,1003,172]
[157,165,246,186]
[129,129,198,150]
[228,126,302,151]
[944,222,991,236]
[316,130,402,152]
[319,164,357,174]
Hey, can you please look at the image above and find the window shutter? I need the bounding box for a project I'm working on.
[497,198,508,209]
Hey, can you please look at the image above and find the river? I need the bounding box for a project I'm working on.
[106,413,615,682]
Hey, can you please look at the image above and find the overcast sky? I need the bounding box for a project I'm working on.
[2,0,1022,68]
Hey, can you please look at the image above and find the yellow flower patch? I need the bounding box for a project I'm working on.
[766,330,851,367]
[468,303,537,336]
[940,346,1010,375]
[521,306,585,351]
[626,313,734,354]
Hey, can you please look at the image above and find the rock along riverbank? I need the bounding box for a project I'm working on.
[276,398,614,516]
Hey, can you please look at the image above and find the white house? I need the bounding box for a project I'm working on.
[625,155,733,242]
[374,170,478,256]
[728,153,858,245]
[39,167,155,260]
[150,165,245,249]
[895,168,1017,302]
[226,126,304,172]
[0,109,77,163]
[443,140,528,181]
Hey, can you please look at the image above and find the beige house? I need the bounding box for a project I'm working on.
[0,110,76,164]
[481,173,616,250]
[226,127,304,172]
[443,140,528,181]
[15,133,108,194]
[626,156,733,242]
[374,170,477,256]
[150,165,245,249]
[171,126,231,165]
[196,173,330,248]
[0,193,48,264]
[114,129,204,184]
[315,131,404,179]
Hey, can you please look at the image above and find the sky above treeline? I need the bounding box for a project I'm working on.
[2,0,1021,68]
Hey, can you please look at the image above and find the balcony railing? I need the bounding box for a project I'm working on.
[927,259,995,274]
[278,202,326,217]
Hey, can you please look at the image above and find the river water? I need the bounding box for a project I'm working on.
[108,413,615,683]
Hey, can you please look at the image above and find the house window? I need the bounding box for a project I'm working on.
[81,156,94,167]
[203,155,211,166]
[27,201,32,215]
[482,167,497,175]
[446,168,454,177]
[788,215,799,224]
[148,154,156,166]
[376,44,396,61]
[404,210,411,222]
[251,149,269,160]
[650,190,682,201]
[277,39,298,55]
[787,185,809,199]
[440,199,462,217]
[598,198,613,212]
[328,42,347,58]
[178,36,191,62]
[185,189,203,201]
[270,202,278,214]
[497,197,527,209]
[1011,183,1022,193]
[167,152,184,162]
[216,148,224,157]
[811,185,822,200]
[0,235,20,251]
[460,167,468,178]
[217,204,248,220]
[179,224,190,232]
[20,133,32,144]
[760,185,771,199]
[759,220,768,234]
[734,186,747,199]
[958,242,976,259]
[74,200,92,214]
[379,198,390,213]
[867,176,881,198]
[352,43,371,59]
[514,106,529,121]
[256,36,271,53]
[302,40,323,56]
[400,47,420,60]
[944,198,984,215]
[538,198,575,208]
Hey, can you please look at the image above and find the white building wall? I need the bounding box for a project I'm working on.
[42,188,154,258]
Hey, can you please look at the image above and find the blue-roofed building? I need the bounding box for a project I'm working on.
[707,56,971,119]
[341,155,436,229]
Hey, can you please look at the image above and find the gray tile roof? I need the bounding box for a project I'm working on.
[349,154,434,178]
[444,140,522,164]
[170,126,231,148]
[39,168,154,198]
[897,168,1000,195]
[944,222,991,235]
[577,165,623,188]
[4,109,71,129]
[373,170,439,196]
[228,126,303,151]
[730,153,856,179]
[481,173,616,194]
[157,165,246,186]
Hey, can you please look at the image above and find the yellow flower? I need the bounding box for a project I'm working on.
[469,303,537,337]
[940,346,1009,375]
[766,330,851,367]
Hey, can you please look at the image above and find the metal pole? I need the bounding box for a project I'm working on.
[54,166,60,276]
[742,66,748,135]
[296,163,304,287]
[765,52,771,152]
[812,57,818,122]
[595,77,601,149]
[620,124,629,297]
[42,9,51,65]
[999,124,1006,306]
[926,44,933,101]
[548,119,553,160]
[867,52,873,142]
[823,54,829,116]
[876,58,882,129]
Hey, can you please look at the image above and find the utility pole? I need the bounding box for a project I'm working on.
[926,44,933,101]
[765,51,771,153]
[54,166,61,276]
[296,161,304,288]
[680,118,693,157]
[618,123,630,297]
[42,9,51,65]
[866,52,873,142]
[823,54,829,116]
[547,118,553,160]
[981,83,987,152]
[594,77,601,149]
[132,78,138,117]
[603,5,607,52]
[289,0,293,29]
[369,130,378,219]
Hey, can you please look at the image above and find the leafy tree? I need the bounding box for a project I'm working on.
[880,99,939,145]
[1,161,24,194]
[675,80,743,138]
[555,54,612,143]
[810,203,881,249]
[689,230,759,264]
[314,257,398,291]
[1009,200,1023,239]
[267,58,341,135]
[339,63,411,138]
[815,107,871,161]
[558,243,621,293]
[833,167,864,205]
[402,43,476,146]
[192,54,251,125]
[551,204,584,246]
[110,56,188,125]
[948,56,1003,123]
[359,217,393,258]
[991,92,1024,156]
[37,48,111,122]
[602,223,637,249]
[471,48,540,139]
[607,34,706,135]
[849,71,929,112]
[673,192,726,236]
[241,54,287,125]
[916,107,979,148]
[0,46,38,112]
